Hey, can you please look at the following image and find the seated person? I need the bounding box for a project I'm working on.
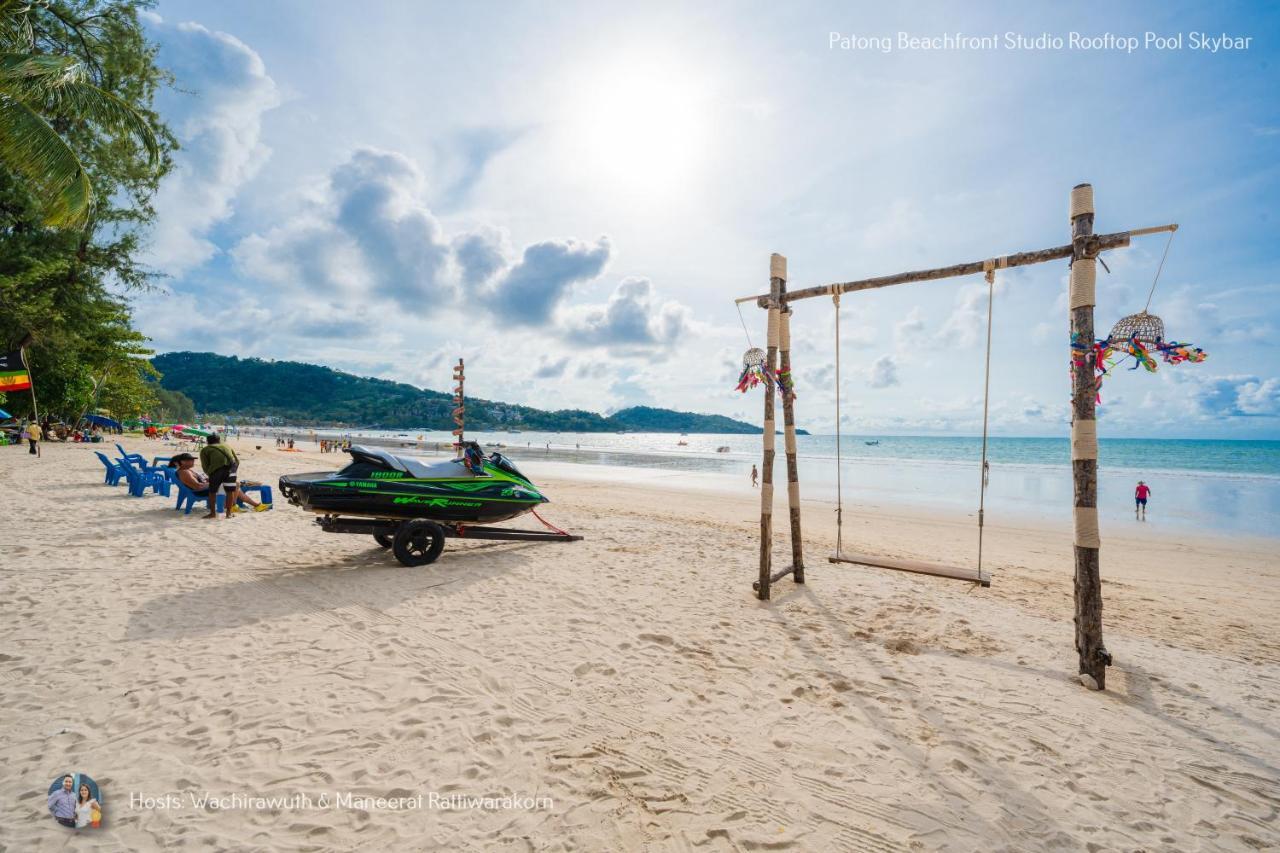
[172,452,268,513]
[462,442,487,475]
[170,453,209,496]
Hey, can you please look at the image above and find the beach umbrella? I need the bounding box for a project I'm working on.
[0,407,11,420]
[84,414,122,430]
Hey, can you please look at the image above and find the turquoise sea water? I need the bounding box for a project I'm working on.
[247,428,1280,538]
[270,430,1280,478]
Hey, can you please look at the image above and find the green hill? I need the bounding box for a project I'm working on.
[150,352,801,434]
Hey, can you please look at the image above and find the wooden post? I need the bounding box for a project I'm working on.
[1069,183,1109,690]
[756,258,783,600]
[777,260,804,585]
[20,344,40,425]
[451,358,465,456]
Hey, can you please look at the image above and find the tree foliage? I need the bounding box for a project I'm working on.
[152,352,773,434]
[0,0,163,225]
[0,0,175,422]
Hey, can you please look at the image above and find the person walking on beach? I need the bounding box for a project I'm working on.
[1135,480,1151,521]
[750,464,758,488]
[25,419,41,456]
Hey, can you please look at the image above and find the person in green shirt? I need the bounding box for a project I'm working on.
[199,434,241,519]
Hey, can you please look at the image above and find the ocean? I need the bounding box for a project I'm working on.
[243,428,1280,538]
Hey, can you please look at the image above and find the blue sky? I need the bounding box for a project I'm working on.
[134,1,1280,437]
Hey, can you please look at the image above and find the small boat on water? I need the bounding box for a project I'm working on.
[865,440,880,446]
[716,446,730,453]
[677,440,688,446]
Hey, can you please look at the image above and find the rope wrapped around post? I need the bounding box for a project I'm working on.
[1069,182,1109,690]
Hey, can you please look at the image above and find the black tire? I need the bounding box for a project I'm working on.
[392,519,446,567]
[373,532,393,549]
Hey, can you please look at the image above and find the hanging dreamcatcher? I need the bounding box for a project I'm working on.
[733,303,796,399]
[1070,228,1207,403]
[735,347,771,392]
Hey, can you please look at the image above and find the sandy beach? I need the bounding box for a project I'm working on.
[1,436,1278,851]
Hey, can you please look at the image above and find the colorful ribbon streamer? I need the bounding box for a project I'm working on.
[1070,333,1208,403]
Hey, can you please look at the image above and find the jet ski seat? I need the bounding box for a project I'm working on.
[400,455,478,479]
[347,445,483,479]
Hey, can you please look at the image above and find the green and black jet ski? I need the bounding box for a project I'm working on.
[279,444,548,524]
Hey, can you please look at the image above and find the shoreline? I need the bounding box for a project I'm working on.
[229,429,1280,541]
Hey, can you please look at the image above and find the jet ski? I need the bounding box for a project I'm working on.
[279,443,548,524]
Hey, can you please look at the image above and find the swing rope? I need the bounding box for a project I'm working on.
[976,261,998,576]
[831,260,1000,584]
[833,292,843,557]
[736,301,755,349]
[1142,228,1176,313]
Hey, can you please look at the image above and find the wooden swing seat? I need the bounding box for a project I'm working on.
[829,550,991,587]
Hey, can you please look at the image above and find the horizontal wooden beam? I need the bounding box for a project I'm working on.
[751,564,795,591]
[734,224,1177,307]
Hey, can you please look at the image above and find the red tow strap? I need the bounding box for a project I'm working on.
[531,509,572,536]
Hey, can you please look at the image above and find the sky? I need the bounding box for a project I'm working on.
[133,1,1280,438]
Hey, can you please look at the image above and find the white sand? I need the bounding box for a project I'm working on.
[1,437,1277,851]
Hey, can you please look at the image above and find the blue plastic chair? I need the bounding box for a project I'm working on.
[115,443,147,466]
[94,451,127,486]
[174,480,273,514]
[174,478,212,514]
[118,455,171,498]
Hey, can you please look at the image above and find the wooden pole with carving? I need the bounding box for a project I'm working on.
[451,358,465,456]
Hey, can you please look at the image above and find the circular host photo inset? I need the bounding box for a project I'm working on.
[47,772,103,829]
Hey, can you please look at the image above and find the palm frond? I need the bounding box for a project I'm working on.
[33,79,160,164]
[0,92,90,225]
[0,2,35,52]
[0,52,87,88]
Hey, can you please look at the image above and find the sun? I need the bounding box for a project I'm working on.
[557,52,716,200]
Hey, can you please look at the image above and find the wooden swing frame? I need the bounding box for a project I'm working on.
[735,183,1178,690]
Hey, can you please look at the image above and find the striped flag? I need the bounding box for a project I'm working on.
[0,349,32,393]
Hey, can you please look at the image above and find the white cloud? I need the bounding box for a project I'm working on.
[894,307,926,347]
[563,277,691,352]
[866,354,899,388]
[484,237,611,324]
[144,16,280,274]
[938,280,1004,348]
[1237,378,1280,415]
[531,356,570,379]
[230,149,680,348]
[231,149,454,304]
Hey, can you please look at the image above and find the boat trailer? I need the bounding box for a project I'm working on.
[316,515,583,567]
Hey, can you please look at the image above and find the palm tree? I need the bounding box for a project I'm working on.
[0,0,158,225]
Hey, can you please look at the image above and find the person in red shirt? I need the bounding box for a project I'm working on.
[1135,481,1151,520]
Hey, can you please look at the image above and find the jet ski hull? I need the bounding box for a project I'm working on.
[279,446,548,525]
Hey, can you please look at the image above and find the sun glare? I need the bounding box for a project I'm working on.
[559,54,715,200]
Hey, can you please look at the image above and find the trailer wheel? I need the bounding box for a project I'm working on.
[392,520,446,567]
[373,533,393,549]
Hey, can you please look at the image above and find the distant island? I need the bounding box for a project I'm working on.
[152,352,807,435]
